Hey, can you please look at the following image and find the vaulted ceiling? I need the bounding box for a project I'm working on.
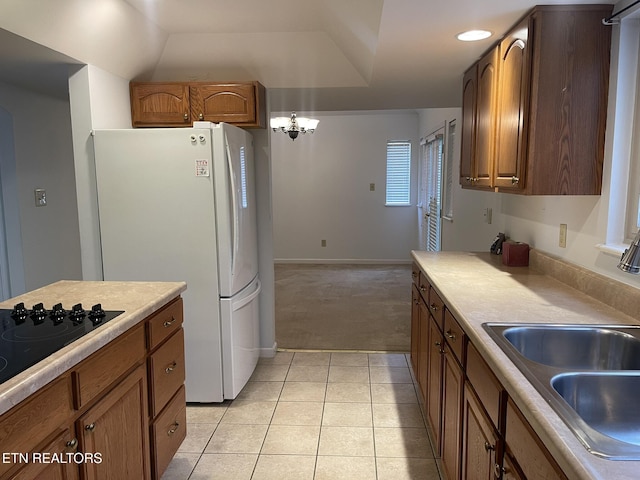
[0,0,616,110]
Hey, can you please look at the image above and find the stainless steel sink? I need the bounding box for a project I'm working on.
[483,323,640,460]
[501,325,640,369]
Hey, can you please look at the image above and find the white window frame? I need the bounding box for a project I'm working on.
[599,5,640,256]
[385,140,412,206]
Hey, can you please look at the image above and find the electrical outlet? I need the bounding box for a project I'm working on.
[34,189,47,207]
[483,208,492,224]
[370,183,375,191]
[559,224,567,248]
[321,239,327,247]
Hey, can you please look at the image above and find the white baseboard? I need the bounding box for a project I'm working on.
[259,342,278,358]
[274,258,412,265]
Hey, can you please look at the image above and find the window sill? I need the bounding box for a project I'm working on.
[596,242,627,257]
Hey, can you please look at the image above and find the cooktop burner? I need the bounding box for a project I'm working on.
[0,302,123,384]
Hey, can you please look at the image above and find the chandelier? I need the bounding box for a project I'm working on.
[270,112,319,140]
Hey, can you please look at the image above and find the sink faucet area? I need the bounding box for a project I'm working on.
[484,323,640,460]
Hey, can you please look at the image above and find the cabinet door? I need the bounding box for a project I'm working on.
[441,344,464,480]
[130,83,191,127]
[426,315,444,455]
[461,383,499,480]
[494,18,529,191]
[79,365,150,480]
[410,286,421,377]
[460,65,476,187]
[10,427,79,480]
[417,299,430,406]
[474,47,498,189]
[190,83,257,125]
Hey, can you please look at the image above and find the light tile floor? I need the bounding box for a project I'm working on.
[161,351,441,480]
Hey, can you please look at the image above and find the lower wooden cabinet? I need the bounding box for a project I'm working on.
[9,427,79,480]
[426,314,444,455]
[441,344,464,480]
[78,364,150,480]
[462,383,500,480]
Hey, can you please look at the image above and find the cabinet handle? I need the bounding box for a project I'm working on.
[199,113,204,120]
[163,317,176,328]
[66,438,78,450]
[183,112,189,121]
[445,330,456,341]
[411,271,417,278]
[429,303,439,312]
[419,285,427,292]
[494,463,505,479]
[168,422,180,436]
[511,176,520,185]
[484,442,495,451]
[165,361,178,374]
[85,423,96,432]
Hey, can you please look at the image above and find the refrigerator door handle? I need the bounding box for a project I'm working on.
[225,138,239,277]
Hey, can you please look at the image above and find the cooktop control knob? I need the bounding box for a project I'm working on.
[10,302,29,324]
[30,302,47,325]
[50,303,66,325]
[88,303,106,325]
[69,303,86,322]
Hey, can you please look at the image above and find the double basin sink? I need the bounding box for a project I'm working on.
[483,323,640,460]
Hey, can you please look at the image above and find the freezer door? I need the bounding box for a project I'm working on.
[93,128,224,402]
[220,277,261,399]
[212,124,259,297]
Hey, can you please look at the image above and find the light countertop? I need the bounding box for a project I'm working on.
[0,280,186,415]
[411,250,640,480]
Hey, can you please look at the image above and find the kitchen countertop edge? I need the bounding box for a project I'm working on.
[0,280,187,416]
[411,250,640,480]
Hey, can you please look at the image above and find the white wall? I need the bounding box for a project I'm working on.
[0,81,82,292]
[271,110,420,263]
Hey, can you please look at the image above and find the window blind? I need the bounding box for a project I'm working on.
[385,141,411,205]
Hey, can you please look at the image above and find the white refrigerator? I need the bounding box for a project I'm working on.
[93,122,260,402]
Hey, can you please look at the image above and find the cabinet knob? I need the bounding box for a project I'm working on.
[183,112,189,121]
[419,285,427,292]
[199,113,204,120]
[429,303,439,312]
[484,441,495,451]
[511,176,520,185]
[494,463,505,479]
[165,361,178,374]
[168,422,180,436]
[445,330,456,341]
[66,438,78,450]
[85,423,96,432]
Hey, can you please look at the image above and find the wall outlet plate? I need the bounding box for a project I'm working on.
[559,223,567,248]
[34,189,47,207]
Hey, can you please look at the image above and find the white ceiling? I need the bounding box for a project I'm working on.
[0,0,617,110]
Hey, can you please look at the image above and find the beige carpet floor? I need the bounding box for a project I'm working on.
[275,264,412,352]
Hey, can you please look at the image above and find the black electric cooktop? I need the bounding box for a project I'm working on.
[0,302,124,384]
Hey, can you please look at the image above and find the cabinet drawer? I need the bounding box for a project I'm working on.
[411,263,420,287]
[73,324,146,408]
[466,342,503,429]
[428,286,445,330]
[151,386,186,479]
[506,398,567,480]
[147,298,183,351]
[149,328,185,417]
[443,309,466,366]
[0,375,74,477]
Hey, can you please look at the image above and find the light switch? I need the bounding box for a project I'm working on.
[34,189,47,207]
[370,183,375,191]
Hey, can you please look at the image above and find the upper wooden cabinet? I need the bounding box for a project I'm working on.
[130,81,266,129]
[461,4,613,195]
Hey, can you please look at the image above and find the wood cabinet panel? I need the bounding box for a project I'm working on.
[78,364,150,480]
[441,343,464,480]
[474,47,498,189]
[410,286,420,377]
[149,328,185,418]
[460,65,476,187]
[466,342,503,429]
[147,298,184,351]
[428,286,444,330]
[130,83,191,127]
[417,300,430,405]
[8,426,79,480]
[505,398,568,480]
[461,383,500,480]
[191,83,256,124]
[73,324,145,408]
[426,314,444,455]
[0,375,74,477]
[444,309,466,367]
[151,386,186,479]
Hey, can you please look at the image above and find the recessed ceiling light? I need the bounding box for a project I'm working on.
[456,30,493,42]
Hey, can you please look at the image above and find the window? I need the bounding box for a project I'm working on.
[442,119,456,220]
[385,141,411,205]
[602,10,640,253]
